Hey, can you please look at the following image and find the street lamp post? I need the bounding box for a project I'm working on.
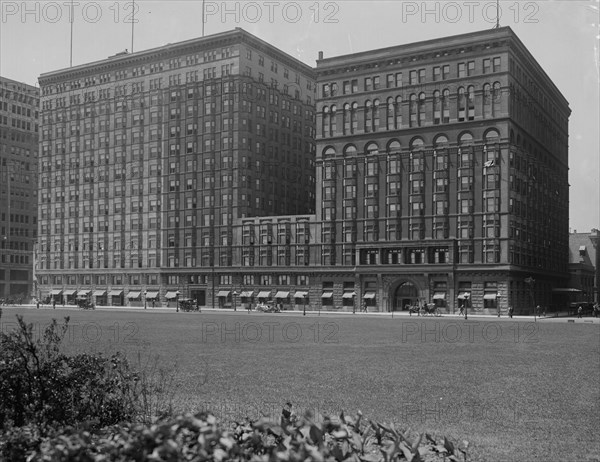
[352,291,357,314]
[233,290,239,312]
[176,291,180,312]
[144,290,147,310]
[303,294,307,316]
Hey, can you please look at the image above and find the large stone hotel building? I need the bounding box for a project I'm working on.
[36,27,571,314]
[0,77,39,300]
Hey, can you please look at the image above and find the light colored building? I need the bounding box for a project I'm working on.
[0,76,39,301]
[566,229,599,304]
[36,28,316,306]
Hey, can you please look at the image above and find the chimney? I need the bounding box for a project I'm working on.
[318,51,324,60]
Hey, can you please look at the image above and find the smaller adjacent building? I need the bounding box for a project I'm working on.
[566,229,599,304]
[0,76,39,300]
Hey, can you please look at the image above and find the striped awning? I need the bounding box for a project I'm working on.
[145,291,159,299]
[294,291,308,298]
[457,292,471,300]
[363,292,376,299]
[127,291,141,299]
[433,292,446,300]
[77,289,91,296]
[240,290,254,297]
[109,290,123,297]
[321,291,333,299]
[483,293,497,300]
[93,290,106,296]
[257,291,271,298]
[216,290,230,297]
[50,289,62,295]
[165,291,179,299]
[342,292,355,299]
[63,289,77,296]
[275,291,290,298]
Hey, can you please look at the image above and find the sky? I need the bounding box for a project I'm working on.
[1,0,598,232]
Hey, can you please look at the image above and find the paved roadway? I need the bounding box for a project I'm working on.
[2,303,599,324]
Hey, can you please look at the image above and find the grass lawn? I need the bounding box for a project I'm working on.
[2,307,599,462]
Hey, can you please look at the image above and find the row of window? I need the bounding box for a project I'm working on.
[321,57,501,97]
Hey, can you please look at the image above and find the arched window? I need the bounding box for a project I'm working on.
[386,97,395,130]
[458,132,474,145]
[364,100,372,132]
[330,105,337,135]
[418,92,426,126]
[434,134,449,147]
[387,140,401,154]
[409,94,418,127]
[467,86,475,120]
[344,144,357,156]
[351,102,358,133]
[442,89,450,123]
[492,81,501,101]
[410,137,424,150]
[395,95,403,128]
[433,90,441,124]
[457,87,466,121]
[483,83,492,118]
[343,103,351,134]
[323,147,336,158]
[373,99,380,131]
[366,142,379,155]
[484,129,500,141]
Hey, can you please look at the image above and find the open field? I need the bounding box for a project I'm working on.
[1,307,599,462]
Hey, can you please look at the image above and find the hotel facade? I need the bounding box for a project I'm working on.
[0,77,39,300]
[36,27,571,314]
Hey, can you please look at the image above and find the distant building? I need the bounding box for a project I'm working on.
[0,76,39,300]
[36,28,316,306]
[566,229,599,304]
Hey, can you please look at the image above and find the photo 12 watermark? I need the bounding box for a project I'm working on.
[200,321,339,344]
[0,320,141,344]
[400,321,539,344]
[1,1,139,24]
[400,1,540,24]
[203,1,340,25]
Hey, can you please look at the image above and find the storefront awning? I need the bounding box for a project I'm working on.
[63,289,77,296]
[552,288,582,293]
[457,292,471,300]
[216,290,230,297]
[294,291,308,298]
[145,291,159,299]
[93,290,106,297]
[432,292,446,300]
[50,289,62,295]
[275,291,290,298]
[257,290,271,298]
[77,289,91,296]
[321,291,333,298]
[240,290,254,298]
[165,291,180,299]
[127,291,141,299]
[342,292,356,299]
[363,292,376,299]
[483,293,497,300]
[109,290,123,297]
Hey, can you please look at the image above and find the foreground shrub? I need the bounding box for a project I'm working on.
[0,310,139,430]
[2,410,469,461]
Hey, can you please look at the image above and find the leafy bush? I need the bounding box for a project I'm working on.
[2,410,469,461]
[0,310,139,430]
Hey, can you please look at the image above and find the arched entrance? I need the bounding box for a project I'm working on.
[393,281,420,311]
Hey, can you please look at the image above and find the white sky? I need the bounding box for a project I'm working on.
[1,0,598,232]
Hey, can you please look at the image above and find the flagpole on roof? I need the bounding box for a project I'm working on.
[131,0,135,52]
[495,0,500,28]
[202,0,206,37]
[69,0,74,66]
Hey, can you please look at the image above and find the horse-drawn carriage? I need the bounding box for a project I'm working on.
[76,298,95,310]
[408,303,441,316]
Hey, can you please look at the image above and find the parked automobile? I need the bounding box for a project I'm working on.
[256,301,280,313]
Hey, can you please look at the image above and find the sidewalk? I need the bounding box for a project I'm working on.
[5,303,599,322]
